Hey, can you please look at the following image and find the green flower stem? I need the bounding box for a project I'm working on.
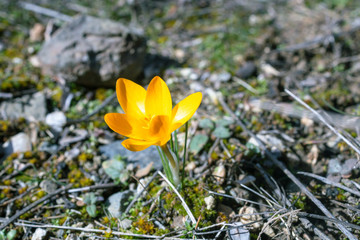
[161,144,180,186]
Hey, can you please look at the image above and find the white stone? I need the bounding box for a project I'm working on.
[45,111,67,132]
[3,132,32,157]
[204,195,216,210]
[31,228,47,240]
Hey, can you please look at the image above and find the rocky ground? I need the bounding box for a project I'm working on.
[0,0,360,239]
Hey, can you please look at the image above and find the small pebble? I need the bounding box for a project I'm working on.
[185,162,196,172]
[239,206,262,229]
[40,180,58,194]
[204,195,216,210]
[31,228,47,240]
[45,111,67,133]
[212,164,226,184]
[235,62,256,79]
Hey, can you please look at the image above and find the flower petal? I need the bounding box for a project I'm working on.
[116,78,146,117]
[122,138,156,151]
[149,115,171,144]
[170,92,202,132]
[104,113,148,139]
[145,76,172,118]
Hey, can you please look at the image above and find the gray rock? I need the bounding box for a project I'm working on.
[45,111,67,133]
[31,228,47,240]
[107,190,134,218]
[99,140,162,170]
[171,216,184,229]
[37,15,146,87]
[64,147,80,160]
[38,141,58,154]
[327,158,343,182]
[236,62,257,79]
[0,92,46,121]
[119,219,132,230]
[328,158,342,175]
[209,71,232,83]
[340,158,358,176]
[40,180,58,194]
[2,132,32,158]
[228,222,250,240]
[249,134,285,151]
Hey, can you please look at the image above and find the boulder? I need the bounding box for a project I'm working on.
[37,15,146,87]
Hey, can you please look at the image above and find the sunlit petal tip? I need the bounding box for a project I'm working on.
[116,78,146,116]
[170,92,202,132]
[151,76,163,82]
[122,138,153,152]
[145,76,172,117]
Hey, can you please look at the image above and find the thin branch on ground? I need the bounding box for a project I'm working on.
[0,186,36,207]
[239,184,283,209]
[67,183,120,193]
[248,98,360,131]
[19,1,72,22]
[297,212,360,231]
[7,221,177,239]
[66,92,117,125]
[0,184,72,230]
[330,200,360,214]
[298,171,360,197]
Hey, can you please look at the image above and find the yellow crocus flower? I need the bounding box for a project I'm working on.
[104,76,202,152]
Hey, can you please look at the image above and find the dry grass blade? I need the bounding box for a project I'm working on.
[239,184,283,209]
[297,212,360,231]
[206,188,279,209]
[285,89,360,156]
[10,221,168,239]
[124,171,159,215]
[298,171,360,197]
[257,209,300,240]
[158,171,197,225]
[218,95,357,240]
[330,200,360,214]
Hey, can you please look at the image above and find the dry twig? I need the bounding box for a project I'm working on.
[19,1,72,22]
[298,171,360,197]
[124,171,159,215]
[0,184,72,230]
[66,92,117,125]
